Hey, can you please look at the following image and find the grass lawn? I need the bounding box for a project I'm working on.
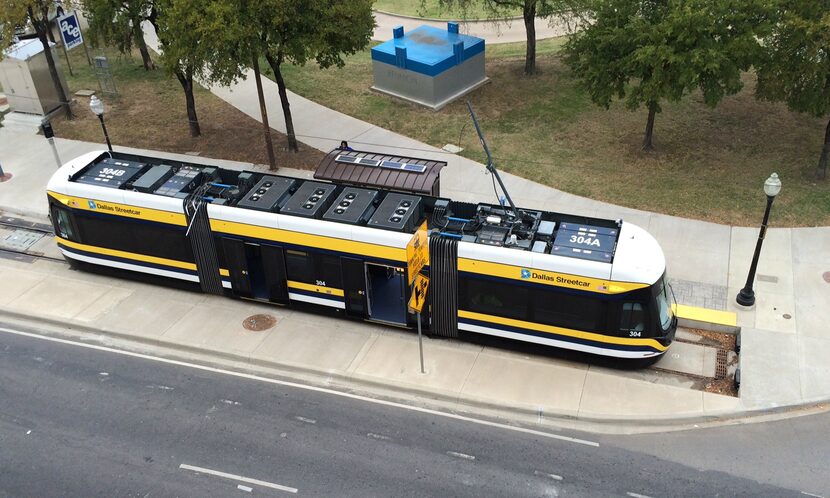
[50,47,323,171]
[374,0,521,19]
[275,39,830,227]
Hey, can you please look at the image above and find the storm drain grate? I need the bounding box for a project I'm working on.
[715,349,728,379]
[242,314,277,331]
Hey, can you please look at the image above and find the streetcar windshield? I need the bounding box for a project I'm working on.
[656,278,674,330]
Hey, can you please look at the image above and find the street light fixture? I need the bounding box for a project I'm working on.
[89,95,113,152]
[736,173,782,307]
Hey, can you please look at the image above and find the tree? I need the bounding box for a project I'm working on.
[564,0,771,151]
[152,0,215,137]
[756,0,830,180]
[1,0,74,118]
[83,0,157,71]
[438,0,571,75]
[254,0,374,153]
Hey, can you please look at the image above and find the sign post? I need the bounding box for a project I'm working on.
[408,274,429,373]
[406,221,429,374]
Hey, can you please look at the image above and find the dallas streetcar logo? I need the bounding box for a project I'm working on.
[521,269,531,279]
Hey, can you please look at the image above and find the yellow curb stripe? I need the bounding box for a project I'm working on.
[673,304,737,327]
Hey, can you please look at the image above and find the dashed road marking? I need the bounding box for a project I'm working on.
[801,492,824,498]
[179,463,297,494]
[626,492,653,498]
[294,416,316,424]
[0,327,600,448]
[237,484,253,492]
[220,399,241,406]
[367,432,391,441]
[534,470,563,481]
[447,451,476,461]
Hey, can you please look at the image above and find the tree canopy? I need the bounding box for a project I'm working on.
[83,0,157,71]
[756,0,830,179]
[564,0,771,150]
[438,0,572,75]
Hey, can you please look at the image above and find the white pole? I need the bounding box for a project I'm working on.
[47,137,62,168]
[417,311,424,374]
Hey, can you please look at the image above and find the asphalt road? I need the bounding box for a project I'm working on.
[0,326,809,497]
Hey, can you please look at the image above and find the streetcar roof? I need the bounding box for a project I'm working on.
[47,150,666,286]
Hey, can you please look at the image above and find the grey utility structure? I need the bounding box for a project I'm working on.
[0,38,69,115]
[371,23,488,110]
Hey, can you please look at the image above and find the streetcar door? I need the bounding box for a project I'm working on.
[222,237,252,298]
[365,263,407,325]
[261,245,289,304]
[341,257,367,317]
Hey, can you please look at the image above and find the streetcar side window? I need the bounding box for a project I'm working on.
[285,250,313,283]
[462,278,528,321]
[74,214,194,262]
[619,302,646,336]
[533,291,606,332]
[317,254,342,288]
[51,206,77,241]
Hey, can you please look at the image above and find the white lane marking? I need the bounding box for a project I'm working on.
[146,384,174,390]
[26,430,31,435]
[447,451,476,461]
[367,432,390,441]
[237,484,253,492]
[99,372,108,376]
[0,327,600,448]
[179,463,297,494]
[801,492,825,498]
[220,399,241,406]
[534,470,563,481]
[626,493,653,498]
[294,416,316,424]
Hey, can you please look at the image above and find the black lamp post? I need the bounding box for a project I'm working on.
[89,95,113,152]
[736,173,782,307]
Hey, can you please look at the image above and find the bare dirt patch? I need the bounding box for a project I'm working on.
[50,48,324,171]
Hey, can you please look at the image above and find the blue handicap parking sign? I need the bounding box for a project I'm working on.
[57,12,83,50]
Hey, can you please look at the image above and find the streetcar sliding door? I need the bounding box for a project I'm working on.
[222,238,289,304]
[341,257,367,318]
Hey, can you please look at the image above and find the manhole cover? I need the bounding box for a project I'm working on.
[823,271,830,284]
[242,314,277,331]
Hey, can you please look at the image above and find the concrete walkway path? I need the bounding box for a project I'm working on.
[372,10,574,44]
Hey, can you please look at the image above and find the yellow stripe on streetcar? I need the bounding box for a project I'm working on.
[287,280,344,297]
[55,236,197,271]
[458,309,668,351]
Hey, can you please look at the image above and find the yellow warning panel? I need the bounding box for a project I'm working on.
[406,221,429,285]
[408,274,430,314]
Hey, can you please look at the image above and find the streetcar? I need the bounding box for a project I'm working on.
[46,148,676,362]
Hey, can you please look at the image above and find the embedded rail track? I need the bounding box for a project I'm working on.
[0,214,65,263]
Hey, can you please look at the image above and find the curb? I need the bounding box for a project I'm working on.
[2,308,827,433]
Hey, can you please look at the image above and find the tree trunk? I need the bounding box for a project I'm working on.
[134,23,155,70]
[642,101,658,152]
[31,7,72,120]
[252,56,277,170]
[265,54,299,153]
[174,69,200,137]
[523,1,537,75]
[816,117,829,180]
